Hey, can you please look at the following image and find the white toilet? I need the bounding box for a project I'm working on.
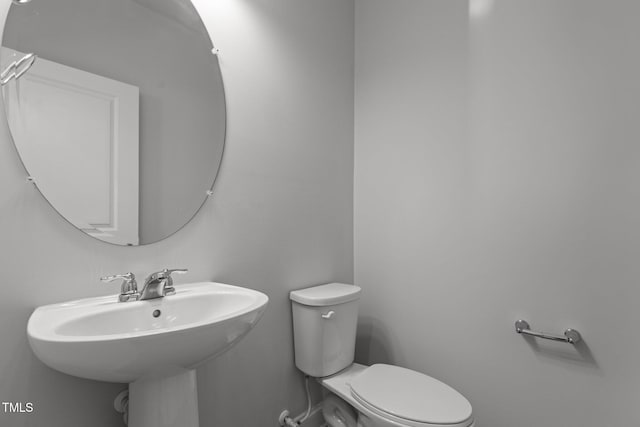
[290,283,475,427]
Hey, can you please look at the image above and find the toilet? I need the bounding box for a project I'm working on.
[290,283,475,427]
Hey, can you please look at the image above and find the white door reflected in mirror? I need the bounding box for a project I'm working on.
[2,47,140,245]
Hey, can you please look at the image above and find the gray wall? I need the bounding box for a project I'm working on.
[0,0,353,425]
[355,1,640,426]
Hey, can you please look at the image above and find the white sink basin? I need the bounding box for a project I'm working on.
[27,282,269,383]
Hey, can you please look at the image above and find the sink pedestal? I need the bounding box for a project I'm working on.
[129,369,199,427]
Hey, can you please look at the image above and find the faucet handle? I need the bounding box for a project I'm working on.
[160,269,188,295]
[100,272,139,302]
[100,272,135,282]
[165,268,188,275]
[145,268,188,280]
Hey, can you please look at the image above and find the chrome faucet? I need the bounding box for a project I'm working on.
[139,269,188,301]
[100,272,140,302]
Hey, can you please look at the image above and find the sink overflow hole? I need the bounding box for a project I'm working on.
[152,310,161,318]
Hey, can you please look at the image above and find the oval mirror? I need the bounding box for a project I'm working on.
[1,0,225,245]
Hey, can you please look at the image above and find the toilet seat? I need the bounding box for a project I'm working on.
[349,364,473,427]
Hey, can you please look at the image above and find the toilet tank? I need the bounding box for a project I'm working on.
[290,283,361,377]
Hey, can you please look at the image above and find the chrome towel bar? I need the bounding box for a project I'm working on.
[515,319,582,344]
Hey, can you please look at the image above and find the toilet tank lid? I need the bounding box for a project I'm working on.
[290,283,361,306]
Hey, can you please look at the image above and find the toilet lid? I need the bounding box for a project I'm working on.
[349,364,472,425]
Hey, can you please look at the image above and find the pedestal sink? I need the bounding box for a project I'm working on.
[27,282,269,427]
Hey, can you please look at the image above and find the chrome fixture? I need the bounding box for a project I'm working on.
[100,272,140,302]
[139,268,188,300]
[0,52,36,86]
[12,0,32,4]
[515,319,582,344]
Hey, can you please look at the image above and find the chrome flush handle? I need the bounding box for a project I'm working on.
[321,311,335,319]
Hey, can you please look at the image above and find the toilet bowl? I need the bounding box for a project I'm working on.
[289,283,474,427]
[323,394,357,427]
[321,364,474,427]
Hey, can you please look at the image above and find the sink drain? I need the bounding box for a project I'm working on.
[152,310,161,318]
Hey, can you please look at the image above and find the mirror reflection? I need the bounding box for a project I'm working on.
[1,0,226,245]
